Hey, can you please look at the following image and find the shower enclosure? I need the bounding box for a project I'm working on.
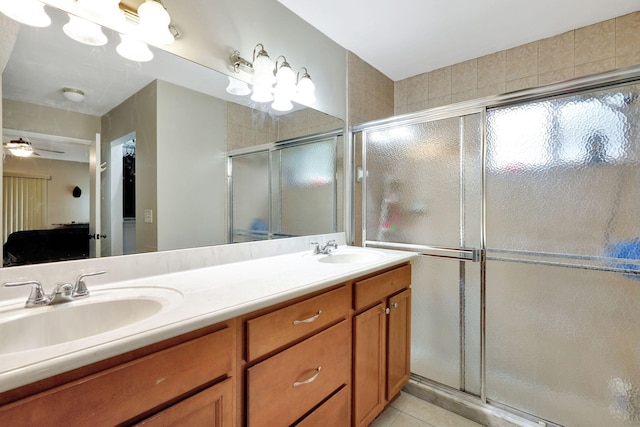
[355,75,640,426]
[228,130,343,243]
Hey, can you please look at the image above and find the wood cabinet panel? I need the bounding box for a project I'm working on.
[354,263,411,310]
[387,288,412,400]
[353,303,386,427]
[136,378,233,427]
[0,327,233,426]
[246,286,349,361]
[247,320,349,427]
[295,385,350,427]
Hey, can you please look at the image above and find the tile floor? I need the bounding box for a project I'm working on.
[370,392,484,427]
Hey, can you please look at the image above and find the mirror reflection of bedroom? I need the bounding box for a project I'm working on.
[2,130,137,266]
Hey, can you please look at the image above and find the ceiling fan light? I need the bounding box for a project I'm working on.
[63,13,108,46]
[8,143,34,157]
[117,33,154,62]
[0,0,51,27]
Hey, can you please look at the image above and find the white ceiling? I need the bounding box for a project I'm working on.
[277,0,640,81]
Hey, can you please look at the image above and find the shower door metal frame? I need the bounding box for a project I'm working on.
[351,63,640,416]
[359,105,486,398]
[227,128,343,243]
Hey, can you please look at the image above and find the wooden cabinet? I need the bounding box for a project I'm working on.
[244,285,351,427]
[0,262,411,427]
[0,323,236,426]
[136,378,233,427]
[353,264,412,427]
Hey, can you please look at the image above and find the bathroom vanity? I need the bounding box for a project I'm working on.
[0,244,414,426]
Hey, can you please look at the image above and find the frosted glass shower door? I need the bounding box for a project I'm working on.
[363,112,482,393]
[485,83,640,426]
[271,138,337,238]
[230,151,270,242]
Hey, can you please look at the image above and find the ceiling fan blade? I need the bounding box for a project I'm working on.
[35,147,65,154]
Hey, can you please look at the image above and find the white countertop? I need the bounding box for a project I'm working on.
[0,245,415,393]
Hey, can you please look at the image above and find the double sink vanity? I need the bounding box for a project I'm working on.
[0,235,415,426]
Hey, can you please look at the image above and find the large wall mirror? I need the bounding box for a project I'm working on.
[1,2,345,268]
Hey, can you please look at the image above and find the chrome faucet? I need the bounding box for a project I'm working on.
[310,240,339,255]
[2,270,107,308]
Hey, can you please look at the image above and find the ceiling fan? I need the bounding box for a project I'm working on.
[2,138,65,157]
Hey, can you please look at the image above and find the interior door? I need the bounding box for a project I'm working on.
[362,111,483,394]
[89,133,101,258]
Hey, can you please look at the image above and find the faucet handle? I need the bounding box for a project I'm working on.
[310,242,320,254]
[74,270,107,298]
[3,280,50,307]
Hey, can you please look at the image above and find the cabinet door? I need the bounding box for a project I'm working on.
[353,302,386,427]
[387,288,412,400]
[135,378,233,426]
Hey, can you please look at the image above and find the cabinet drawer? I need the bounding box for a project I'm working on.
[0,326,233,426]
[246,285,349,361]
[354,263,411,310]
[136,378,233,426]
[247,320,349,427]
[295,385,350,427]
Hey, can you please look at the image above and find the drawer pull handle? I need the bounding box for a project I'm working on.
[293,310,322,325]
[293,367,322,387]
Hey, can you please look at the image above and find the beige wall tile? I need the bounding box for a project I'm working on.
[575,58,617,78]
[506,41,538,80]
[616,51,640,68]
[451,59,477,94]
[575,20,615,65]
[394,79,409,110]
[452,89,478,104]
[405,100,430,114]
[428,66,451,99]
[616,11,640,57]
[405,72,429,104]
[505,75,538,93]
[477,83,506,98]
[538,67,574,86]
[428,95,452,109]
[477,51,506,88]
[538,31,574,74]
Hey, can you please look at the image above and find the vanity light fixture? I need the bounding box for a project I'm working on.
[226,76,251,96]
[229,44,317,110]
[63,13,108,46]
[137,0,174,46]
[116,33,154,62]
[62,87,85,102]
[0,0,51,28]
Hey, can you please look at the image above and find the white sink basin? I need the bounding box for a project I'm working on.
[0,287,182,354]
[316,249,386,264]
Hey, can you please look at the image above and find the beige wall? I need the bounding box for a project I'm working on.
[156,80,227,251]
[346,11,640,125]
[101,81,158,254]
[3,99,101,140]
[4,156,89,226]
[395,11,640,115]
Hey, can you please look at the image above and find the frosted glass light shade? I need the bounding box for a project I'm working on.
[275,64,296,99]
[137,0,174,45]
[251,84,274,103]
[295,75,316,104]
[0,0,51,27]
[252,53,275,85]
[226,76,251,96]
[63,13,108,46]
[76,0,125,30]
[271,94,293,112]
[117,33,153,62]
[9,145,34,157]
